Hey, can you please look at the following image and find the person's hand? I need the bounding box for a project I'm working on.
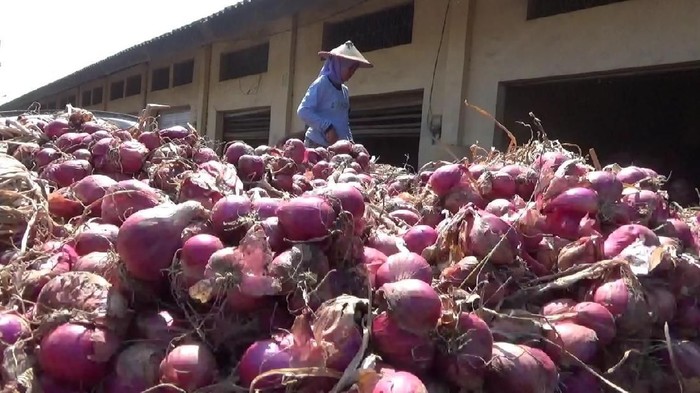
[325,126,339,144]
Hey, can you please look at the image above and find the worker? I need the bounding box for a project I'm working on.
[297,41,373,148]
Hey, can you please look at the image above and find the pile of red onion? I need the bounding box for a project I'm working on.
[1,107,699,393]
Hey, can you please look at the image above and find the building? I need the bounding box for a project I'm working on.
[2,0,700,181]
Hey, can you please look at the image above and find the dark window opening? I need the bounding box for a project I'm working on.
[110,81,124,101]
[527,0,628,19]
[498,67,700,207]
[81,91,91,106]
[322,2,414,53]
[220,107,271,148]
[125,75,142,97]
[45,101,56,110]
[152,67,170,91]
[219,43,270,81]
[66,95,76,106]
[173,59,194,87]
[349,89,422,170]
[92,87,103,105]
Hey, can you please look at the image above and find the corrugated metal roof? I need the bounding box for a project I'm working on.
[0,0,314,110]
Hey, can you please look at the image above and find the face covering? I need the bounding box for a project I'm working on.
[319,56,355,85]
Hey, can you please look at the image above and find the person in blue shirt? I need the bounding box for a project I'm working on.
[297,41,373,148]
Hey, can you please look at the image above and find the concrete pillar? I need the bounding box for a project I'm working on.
[440,0,475,147]
[197,44,213,139]
[269,15,298,145]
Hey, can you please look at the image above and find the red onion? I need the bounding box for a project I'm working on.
[389,209,420,226]
[437,312,493,390]
[39,323,120,387]
[378,279,441,334]
[224,141,254,165]
[73,252,114,277]
[621,188,667,226]
[35,147,61,168]
[603,224,659,258]
[593,278,650,335]
[118,201,207,281]
[372,312,435,375]
[159,343,217,391]
[533,151,567,172]
[113,129,133,141]
[443,183,486,213]
[376,252,432,287]
[101,180,165,225]
[402,225,438,255]
[544,322,599,366]
[328,139,353,155]
[117,140,149,174]
[479,170,516,199]
[428,163,468,197]
[192,147,219,164]
[48,187,84,219]
[562,302,616,345]
[74,222,119,255]
[210,195,253,242]
[11,142,39,167]
[41,159,92,188]
[238,315,327,389]
[181,234,224,285]
[261,217,287,253]
[361,246,388,288]
[159,125,194,144]
[312,160,332,180]
[104,343,164,393]
[283,138,305,165]
[544,187,599,217]
[237,154,265,181]
[461,209,520,265]
[252,197,282,219]
[586,170,623,203]
[484,342,558,393]
[372,371,427,393]
[268,244,329,295]
[0,312,30,358]
[277,196,336,241]
[662,340,700,388]
[368,232,401,256]
[72,148,91,161]
[541,298,577,315]
[318,183,365,218]
[485,199,515,217]
[44,118,71,139]
[137,131,162,151]
[55,132,89,152]
[659,218,694,249]
[617,166,650,184]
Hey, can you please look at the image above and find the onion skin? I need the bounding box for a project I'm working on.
[101,180,164,225]
[541,298,577,316]
[375,252,432,287]
[484,342,558,393]
[159,343,217,391]
[367,232,401,256]
[74,223,119,255]
[372,312,436,375]
[210,195,253,243]
[39,323,121,387]
[311,295,364,371]
[462,210,521,265]
[378,279,441,335]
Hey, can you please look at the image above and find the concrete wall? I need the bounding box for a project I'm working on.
[147,48,204,126]
[464,0,700,147]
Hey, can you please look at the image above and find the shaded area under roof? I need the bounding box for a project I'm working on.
[0,0,322,110]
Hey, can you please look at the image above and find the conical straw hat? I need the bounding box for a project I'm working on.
[318,41,373,68]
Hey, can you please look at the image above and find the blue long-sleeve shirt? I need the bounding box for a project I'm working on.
[297,75,352,147]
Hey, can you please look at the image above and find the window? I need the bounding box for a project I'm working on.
[110,80,124,100]
[92,87,103,105]
[219,43,269,81]
[173,59,194,87]
[152,67,170,91]
[125,75,142,97]
[45,101,56,110]
[220,107,270,147]
[66,95,76,106]
[527,0,628,19]
[322,2,414,53]
[81,90,91,106]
